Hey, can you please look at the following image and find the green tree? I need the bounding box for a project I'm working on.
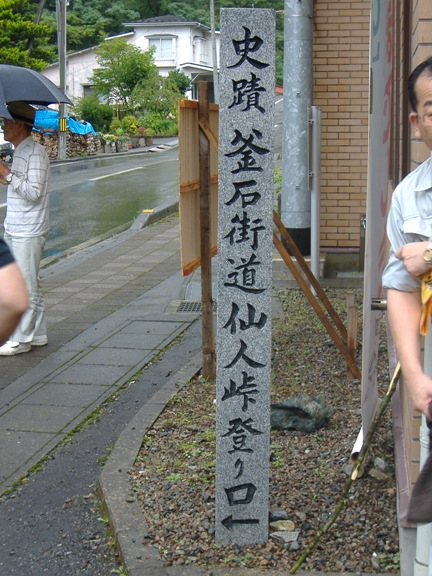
[75,94,113,132]
[0,0,54,69]
[167,69,191,96]
[131,0,168,18]
[131,71,183,121]
[90,39,159,113]
[41,0,141,54]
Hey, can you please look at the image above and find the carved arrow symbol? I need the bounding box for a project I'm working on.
[221,515,260,530]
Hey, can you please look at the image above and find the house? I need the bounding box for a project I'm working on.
[42,15,220,102]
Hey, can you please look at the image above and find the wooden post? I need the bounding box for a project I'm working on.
[198,81,216,380]
[346,292,358,378]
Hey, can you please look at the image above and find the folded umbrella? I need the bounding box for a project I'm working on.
[0,64,71,106]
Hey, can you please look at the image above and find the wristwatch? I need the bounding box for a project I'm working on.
[4,172,12,183]
[423,243,432,264]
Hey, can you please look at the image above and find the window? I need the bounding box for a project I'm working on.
[200,39,209,63]
[149,38,173,59]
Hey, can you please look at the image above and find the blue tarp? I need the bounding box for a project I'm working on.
[34,110,96,136]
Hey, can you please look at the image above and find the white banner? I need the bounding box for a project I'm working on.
[360,0,393,439]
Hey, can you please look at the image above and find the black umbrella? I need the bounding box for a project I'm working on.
[0,64,71,107]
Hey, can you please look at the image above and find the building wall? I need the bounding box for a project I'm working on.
[313,0,371,249]
[132,24,215,70]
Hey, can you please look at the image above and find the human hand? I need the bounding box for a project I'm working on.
[395,241,432,278]
[0,161,11,184]
[406,372,432,417]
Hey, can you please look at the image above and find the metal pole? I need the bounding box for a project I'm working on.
[281,0,313,256]
[210,0,219,103]
[309,105,321,281]
[57,0,67,160]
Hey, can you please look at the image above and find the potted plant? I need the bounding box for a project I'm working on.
[100,133,117,153]
[136,126,154,146]
[114,129,130,152]
[144,128,154,146]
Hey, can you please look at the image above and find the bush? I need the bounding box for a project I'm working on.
[121,115,139,134]
[137,113,178,136]
[75,95,113,132]
[109,117,122,132]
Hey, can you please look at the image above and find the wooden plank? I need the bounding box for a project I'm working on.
[198,81,215,379]
[273,210,348,343]
[273,232,361,380]
[178,97,218,276]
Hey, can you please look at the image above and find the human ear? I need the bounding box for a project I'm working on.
[409,112,422,139]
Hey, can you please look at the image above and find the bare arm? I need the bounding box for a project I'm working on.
[387,288,432,416]
[0,262,28,344]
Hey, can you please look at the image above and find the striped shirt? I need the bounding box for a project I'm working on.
[382,156,432,292]
[4,136,50,237]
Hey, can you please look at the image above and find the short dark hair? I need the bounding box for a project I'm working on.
[408,57,432,112]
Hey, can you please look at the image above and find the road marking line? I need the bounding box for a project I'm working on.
[90,167,143,181]
[0,202,6,208]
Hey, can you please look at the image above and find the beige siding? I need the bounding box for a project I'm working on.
[313,1,370,248]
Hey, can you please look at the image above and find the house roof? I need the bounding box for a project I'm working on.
[124,14,212,31]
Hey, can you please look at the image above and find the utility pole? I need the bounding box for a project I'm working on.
[56,0,67,160]
[210,0,219,103]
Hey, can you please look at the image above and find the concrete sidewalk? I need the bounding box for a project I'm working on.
[0,208,201,496]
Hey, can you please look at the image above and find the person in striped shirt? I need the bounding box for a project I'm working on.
[0,102,50,355]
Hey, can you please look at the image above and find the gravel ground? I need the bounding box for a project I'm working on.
[130,287,399,573]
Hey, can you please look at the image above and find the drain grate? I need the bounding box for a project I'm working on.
[176,300,217,313]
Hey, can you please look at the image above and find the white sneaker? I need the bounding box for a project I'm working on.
[32,335,48,346]
[0,341,32,356]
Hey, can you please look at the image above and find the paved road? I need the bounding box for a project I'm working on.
[0,141,179,259]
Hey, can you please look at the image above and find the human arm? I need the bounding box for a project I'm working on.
[387,288,432,416]
[0,260,28,344]
[0,160,12,184]
[4,142,50,202]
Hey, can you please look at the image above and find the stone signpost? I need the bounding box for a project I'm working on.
[215,8,275,545]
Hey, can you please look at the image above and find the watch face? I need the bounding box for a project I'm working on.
[424,249,432,263]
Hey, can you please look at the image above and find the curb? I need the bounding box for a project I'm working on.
[50,139,178,165]
[131,200,179,230]
[99,352,202,576]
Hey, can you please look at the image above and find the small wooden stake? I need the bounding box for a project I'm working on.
[346,292,358,378]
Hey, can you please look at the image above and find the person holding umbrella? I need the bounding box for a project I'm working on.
[0,101,50,355]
